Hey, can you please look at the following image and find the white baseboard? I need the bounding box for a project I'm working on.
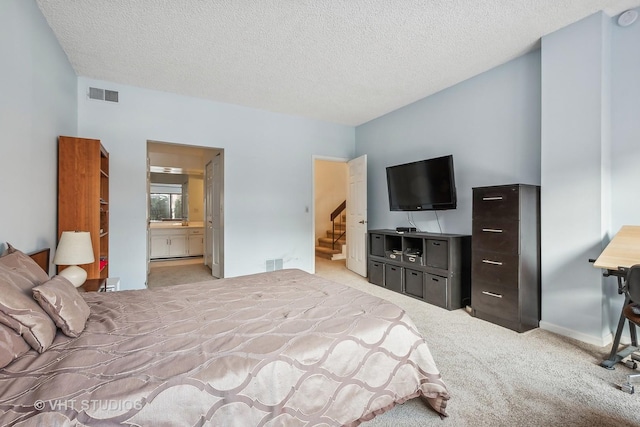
[539,321,622,347]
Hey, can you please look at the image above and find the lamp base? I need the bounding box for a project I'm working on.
[59,265,88,287]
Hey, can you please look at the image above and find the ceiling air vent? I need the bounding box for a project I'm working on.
[88,87,119,103]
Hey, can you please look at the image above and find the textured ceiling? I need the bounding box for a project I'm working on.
[37,0,640,126]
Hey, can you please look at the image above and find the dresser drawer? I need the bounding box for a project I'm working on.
[472,250,519,287]
[472,219,519,254]
[473,185,520,220]
[472,280,519,321]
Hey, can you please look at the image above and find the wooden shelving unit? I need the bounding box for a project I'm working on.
[58,136,109,280]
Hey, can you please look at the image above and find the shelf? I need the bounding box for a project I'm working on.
[58,136,109,281]
[367,229,471,310]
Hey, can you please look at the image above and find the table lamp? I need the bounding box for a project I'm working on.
[53,231,95,287]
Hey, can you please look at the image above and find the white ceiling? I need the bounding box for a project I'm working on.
[37,0,640,126]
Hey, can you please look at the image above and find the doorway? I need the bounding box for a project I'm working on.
[146,141,224,286]
[313,155,368,277]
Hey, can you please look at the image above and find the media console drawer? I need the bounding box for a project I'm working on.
[384,264,403,293]
[370,233,385,257]
[404,268,423,299]
[424,273,448,309]
[426,239,448,269]
[368,260,384,287]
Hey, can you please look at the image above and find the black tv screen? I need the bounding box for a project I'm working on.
[386,155,457,211]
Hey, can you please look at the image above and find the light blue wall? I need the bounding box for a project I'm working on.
[77,78,355,289]
[609,8,640,333]
[611,9,640,232]
[0,0,77,262]
[541,12,612,344]
[357,10,640,346]
[355,51,542,235]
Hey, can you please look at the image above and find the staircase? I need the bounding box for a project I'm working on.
[315,216,346,260]
[315,200,347,260]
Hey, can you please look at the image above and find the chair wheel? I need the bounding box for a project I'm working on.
[625,360,638,369]
[621,383,635,394]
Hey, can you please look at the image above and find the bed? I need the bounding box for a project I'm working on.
[0,246,449,426]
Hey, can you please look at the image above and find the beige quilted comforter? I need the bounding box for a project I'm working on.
[0,269,449,426]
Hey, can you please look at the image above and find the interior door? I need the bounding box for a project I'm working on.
[205,161,214,270]
[205,154,223,278]
[347,155,367,277]
[211,153,223,277]
[146,156,151,282]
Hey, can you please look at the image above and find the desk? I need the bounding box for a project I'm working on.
[594,225,640,369]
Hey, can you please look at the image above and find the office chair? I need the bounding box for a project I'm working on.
[620,264,640,393]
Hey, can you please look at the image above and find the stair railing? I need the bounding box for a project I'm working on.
[330,200,347,250]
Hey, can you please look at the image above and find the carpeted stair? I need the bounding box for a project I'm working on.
[315,218,346,260]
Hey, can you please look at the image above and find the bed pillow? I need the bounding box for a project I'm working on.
[1,243,18,255]
[0,244,50,294]
[0,323,31,368]
[0,279,57,353]
[33,276,91,338]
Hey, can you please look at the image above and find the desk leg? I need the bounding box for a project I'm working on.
[601,295,638,369]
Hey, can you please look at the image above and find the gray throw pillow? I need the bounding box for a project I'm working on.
[33,276,91,338]
[0,280,57,353]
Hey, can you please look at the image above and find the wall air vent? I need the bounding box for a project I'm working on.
[88,87,119,103]
[88,87,104,100]
[105,90,119,102]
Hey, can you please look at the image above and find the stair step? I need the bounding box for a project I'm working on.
[315,246,341,259]
[315,246,341,254]
[318,237,345,249]
[326,230,346,238]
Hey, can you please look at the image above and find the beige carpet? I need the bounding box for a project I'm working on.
[314,257,640,427]
[147,259,216,288]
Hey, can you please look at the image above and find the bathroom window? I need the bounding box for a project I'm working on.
[150,184,183,220]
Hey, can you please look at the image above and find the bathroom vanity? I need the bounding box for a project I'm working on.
[149,222,204,259]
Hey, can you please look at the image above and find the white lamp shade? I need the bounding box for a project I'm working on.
[53,231,95,265]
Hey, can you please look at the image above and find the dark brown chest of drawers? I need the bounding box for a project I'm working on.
[471,184,540,332]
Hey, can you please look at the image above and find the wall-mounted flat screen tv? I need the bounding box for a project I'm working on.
[386,155,457,211]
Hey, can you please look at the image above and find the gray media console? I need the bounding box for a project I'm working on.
[367,229,471,310]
